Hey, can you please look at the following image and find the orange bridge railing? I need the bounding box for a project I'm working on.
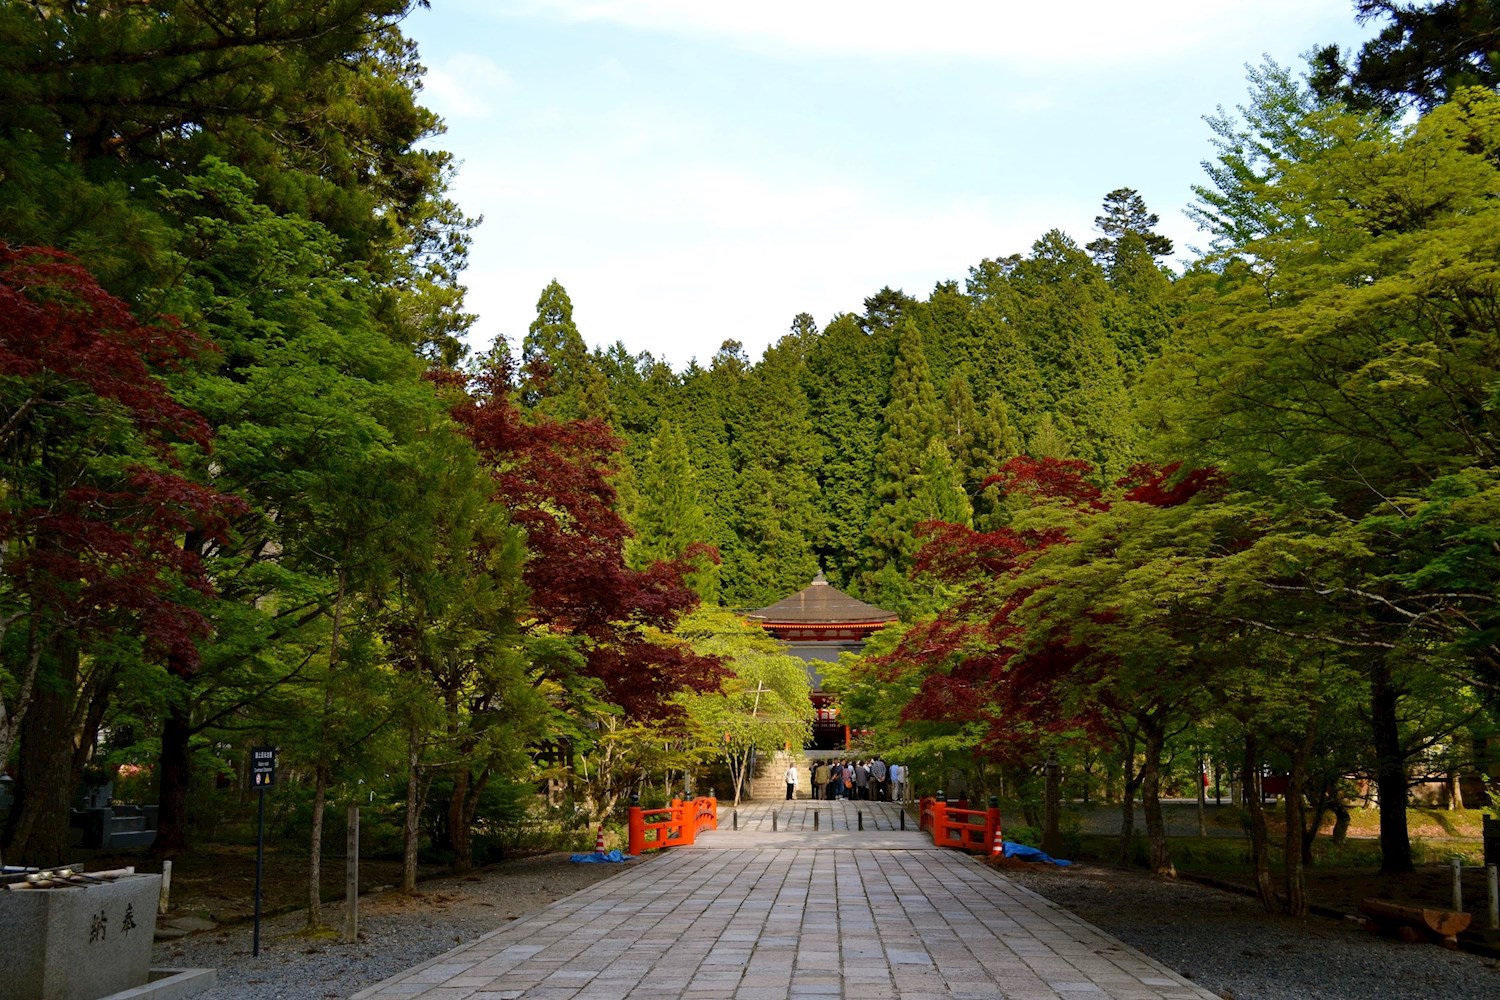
[919,794,1001,855]
[627,796,718,855]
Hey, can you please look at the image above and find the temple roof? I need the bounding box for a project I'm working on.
[745,572,898,626]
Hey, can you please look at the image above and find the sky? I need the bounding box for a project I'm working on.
[406,1,1378,368]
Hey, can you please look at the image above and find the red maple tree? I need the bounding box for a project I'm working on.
[443,357,724,718]
[0,245,244,859]
[882,456,1225,764]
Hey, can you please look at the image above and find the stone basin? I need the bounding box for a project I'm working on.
[0,872,161,1000]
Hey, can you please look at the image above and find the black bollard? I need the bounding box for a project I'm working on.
[814,811,820,831]
[900,810,906,831]
[733,811,738,830]
[773,809,778,832]
[858,811,864,831]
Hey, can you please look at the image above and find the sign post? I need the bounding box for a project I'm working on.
[250,746,276,957]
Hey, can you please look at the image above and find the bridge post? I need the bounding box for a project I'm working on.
[986,796,1001,857]
[628,794,644,856]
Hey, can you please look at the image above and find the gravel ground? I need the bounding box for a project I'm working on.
[1005,863,1500,1000]
[151,852,632,1000]
[153,851,1500,1000]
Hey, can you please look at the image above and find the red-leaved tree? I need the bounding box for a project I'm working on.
[438,356,724,837]
[879,456,1228,871]
[0,245,243,863]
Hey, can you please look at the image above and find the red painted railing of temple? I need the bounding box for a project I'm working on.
[919,795,1002,855]
[627,797,718,855]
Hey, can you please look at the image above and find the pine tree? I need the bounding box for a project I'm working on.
[1086,187,1175,274]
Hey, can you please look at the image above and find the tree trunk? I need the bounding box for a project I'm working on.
[1140,716,1173,876]
[1242,734,1278,914]
[1116,730,1142,867]
[153,701,194,856]
[307,570,345,927]
[1283,726,1317,918]
[448,770,473,873]
[1196,750,1207,839]
[151,534,205,857]
[1371,657,1414,874]
[402,720,424,894]
[1446,767,1464,811]
[1330,800,1351,844]
[307,764,327,928]
[4,643,81,865]
[5,683,74,865]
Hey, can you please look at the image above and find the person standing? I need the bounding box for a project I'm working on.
[871,757,888,801]
[785,761,798,800]
[813,761,830,800]
[889,762,904,802]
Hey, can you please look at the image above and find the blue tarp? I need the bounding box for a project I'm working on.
[1002,841,1072,866]
[570,849,634,863]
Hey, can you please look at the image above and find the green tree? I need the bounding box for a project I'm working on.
[1158,86,1500,873]
[1086,187,1175,274]
[627,421,720,602]
[676,606,813,805]
[521,279,605,420]
[1311,0,1500,113]
[806,314,892,590]
[723,336,822,606]
[864,318,967,610]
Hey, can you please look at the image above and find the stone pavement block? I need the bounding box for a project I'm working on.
[355,842,1220,1000]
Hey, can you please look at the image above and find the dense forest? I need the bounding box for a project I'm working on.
[2,1,1499,923]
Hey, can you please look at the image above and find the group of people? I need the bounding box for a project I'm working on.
[784,758,906,801]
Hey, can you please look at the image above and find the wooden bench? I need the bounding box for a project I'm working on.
[1359,898,1472,948]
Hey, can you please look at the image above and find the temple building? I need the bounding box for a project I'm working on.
[746,572,898,750]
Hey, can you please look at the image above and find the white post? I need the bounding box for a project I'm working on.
[158,859,172,915]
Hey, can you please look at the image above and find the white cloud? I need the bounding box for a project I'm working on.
[500,1,1338,72]
[455,161,1075,365]
[420,53,513,120]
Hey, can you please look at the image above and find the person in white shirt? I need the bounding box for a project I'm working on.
[785,763,798,800]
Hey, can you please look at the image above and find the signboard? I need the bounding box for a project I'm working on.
[250,746,277,788]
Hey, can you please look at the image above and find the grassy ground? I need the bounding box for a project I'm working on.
[1067,806,1494,919]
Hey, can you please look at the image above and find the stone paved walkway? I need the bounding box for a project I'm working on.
[351,805,1216,1000]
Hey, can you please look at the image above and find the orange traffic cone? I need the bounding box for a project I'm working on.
[989,825,1004,859]
[594,824,608,855]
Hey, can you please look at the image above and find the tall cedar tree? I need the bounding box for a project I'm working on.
[520,280,606,421]
[671,361,738,567]
[865,318,965,606]
[806,314,892,591]
[627,421,721,603]
[724,335,822,607]
[0,247,241,864]
[447,355,724,719]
